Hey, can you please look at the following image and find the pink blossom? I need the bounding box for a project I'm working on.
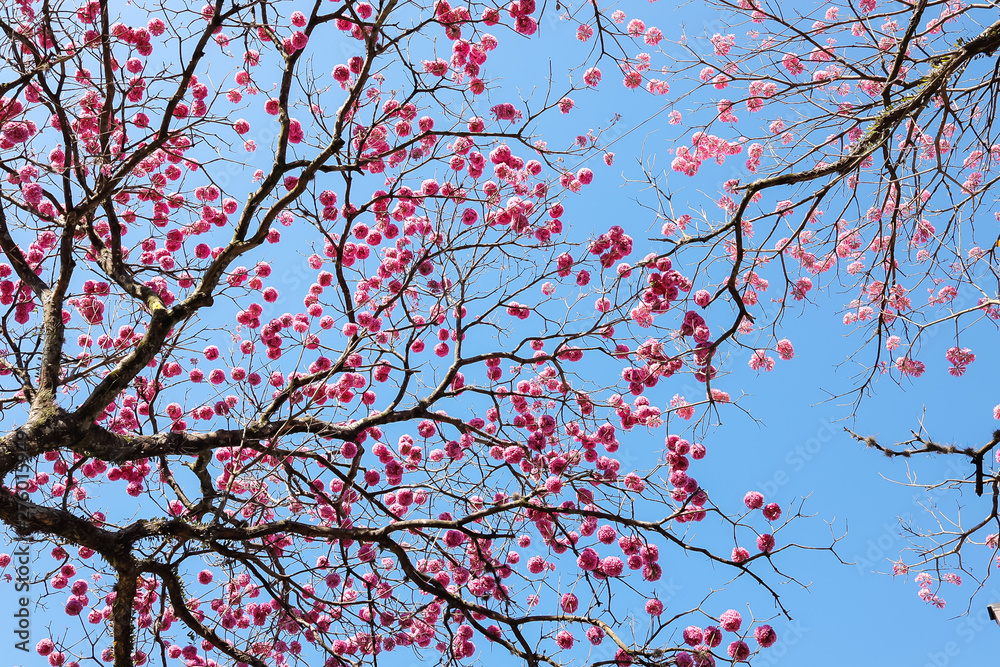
[682,626,703,646]
[719,609,742,632]
[782,53,804,75]
[515,15,537,35]
[710,389,731,403]
[727,640,750,661]
[2,121,32,144]
[755,624,777,647]
[749,350,774,371]
[600,556,624,577]
[491,103,522,121]
[423,58,449,76]
[527,555,546,574]
[744,491,764,509]
[627,19,645,37]
[74,296,104,324]
[895,356,925,377]
[711,33,735,56]
[577,548,599,571]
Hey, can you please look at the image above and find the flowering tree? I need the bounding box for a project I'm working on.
[2,0,999,665]
[648,0,1000,610]
[0,1,816,666]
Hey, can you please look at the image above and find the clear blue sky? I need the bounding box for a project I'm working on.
[3,1,999,666]
[487,2,1000,665]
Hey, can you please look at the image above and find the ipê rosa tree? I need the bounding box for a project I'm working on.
[639,0,1000,610]
[0,1,823,667]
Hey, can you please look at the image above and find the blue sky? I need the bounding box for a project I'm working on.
[486,1,1000,665]
[3,1,1000,666]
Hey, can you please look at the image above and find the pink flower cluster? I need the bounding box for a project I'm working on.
[672,132,743,176]
[945,346,975,376]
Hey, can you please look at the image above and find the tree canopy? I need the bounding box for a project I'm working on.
[0,0,999,666]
